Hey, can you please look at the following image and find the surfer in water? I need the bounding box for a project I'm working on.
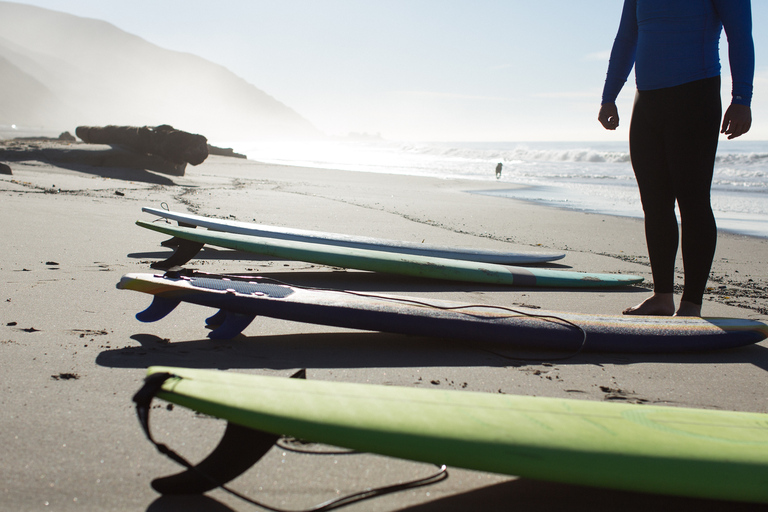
[598,0,754,317]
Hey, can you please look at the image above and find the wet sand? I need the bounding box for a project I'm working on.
[2,140,767,511]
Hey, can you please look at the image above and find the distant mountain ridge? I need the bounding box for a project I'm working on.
[0,1,321,140]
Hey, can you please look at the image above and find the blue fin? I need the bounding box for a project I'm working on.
[208,311,256,339]
[136,296,181,322]
[205,309,227,327]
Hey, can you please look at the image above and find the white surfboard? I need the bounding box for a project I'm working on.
[143,207,565,265]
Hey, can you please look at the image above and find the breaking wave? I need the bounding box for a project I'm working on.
[397,142,631,164]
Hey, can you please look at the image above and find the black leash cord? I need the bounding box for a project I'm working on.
[173,269,590,361]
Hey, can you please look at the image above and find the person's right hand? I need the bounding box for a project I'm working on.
[598,103,620,130]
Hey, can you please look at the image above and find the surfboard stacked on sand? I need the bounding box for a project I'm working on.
[124,207,766,350]
[137,207,644,288]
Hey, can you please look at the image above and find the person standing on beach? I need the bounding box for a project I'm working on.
[598,0,754,317]
[495,162,503,179]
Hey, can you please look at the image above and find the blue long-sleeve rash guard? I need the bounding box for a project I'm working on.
[602,0,754,106]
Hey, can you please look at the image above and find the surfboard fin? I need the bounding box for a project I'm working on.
[207,311,256,339]
[151,421,279,495]
[204,309,227,328]
[160,222,197,247]
[160,236,182,248]
[136,296,182,322]
[134,370,308,495]
[151,239,205,270]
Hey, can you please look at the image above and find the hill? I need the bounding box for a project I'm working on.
[0,1,321,140]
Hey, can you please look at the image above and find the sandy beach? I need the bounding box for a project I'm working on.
[2,139,768,511]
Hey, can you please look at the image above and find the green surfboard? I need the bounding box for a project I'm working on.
[137,221,643,288]
[140,366,768,504]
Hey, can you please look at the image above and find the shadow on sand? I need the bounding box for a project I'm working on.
[3,144,187,185]
[96,327,768,376]
[143,472,768,512]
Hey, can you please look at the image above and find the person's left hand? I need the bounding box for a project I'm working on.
[721,104,752,139]
[598,103,620,130]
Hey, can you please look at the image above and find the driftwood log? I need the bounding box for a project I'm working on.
[75,124,208,166]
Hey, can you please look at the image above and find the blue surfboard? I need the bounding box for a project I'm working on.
[117,272,768,352]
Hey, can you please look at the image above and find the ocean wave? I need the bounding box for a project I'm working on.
[506,148,630,164]
[395,142,768,168]
[397,142,631,164]
[712,180,768,190]
[715,152,768,165]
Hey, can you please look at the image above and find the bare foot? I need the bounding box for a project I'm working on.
[674,300,702,317]
[622,293,675,316]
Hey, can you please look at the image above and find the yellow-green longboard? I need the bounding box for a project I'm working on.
[144,366,768,504]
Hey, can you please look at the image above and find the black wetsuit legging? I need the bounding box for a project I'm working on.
[629,76,721,306]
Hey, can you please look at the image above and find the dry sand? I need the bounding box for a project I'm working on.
[2,140,768,511]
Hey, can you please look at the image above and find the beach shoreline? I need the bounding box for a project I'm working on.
[236,138,768,239]
[2,140,768,511]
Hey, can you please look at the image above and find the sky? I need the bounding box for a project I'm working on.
[9,0,768,141]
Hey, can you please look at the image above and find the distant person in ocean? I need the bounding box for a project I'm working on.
[598,0,754,317]
[495,162,503,179]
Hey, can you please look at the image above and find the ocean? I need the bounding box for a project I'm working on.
[234,139,768,239]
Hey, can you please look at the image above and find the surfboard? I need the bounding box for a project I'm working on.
[136,221,643,288]
[142,206,566,265]
[136,366,768,504]
[116,272,768,352]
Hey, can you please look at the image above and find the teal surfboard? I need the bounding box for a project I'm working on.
[142,206,566,265]
[136,221,643,288]
[138,366,768,504]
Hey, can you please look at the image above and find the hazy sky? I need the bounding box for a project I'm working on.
[11,1,768,141]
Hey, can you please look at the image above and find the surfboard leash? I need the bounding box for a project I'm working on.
[133,371,449,511]
[169,268,590,360]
